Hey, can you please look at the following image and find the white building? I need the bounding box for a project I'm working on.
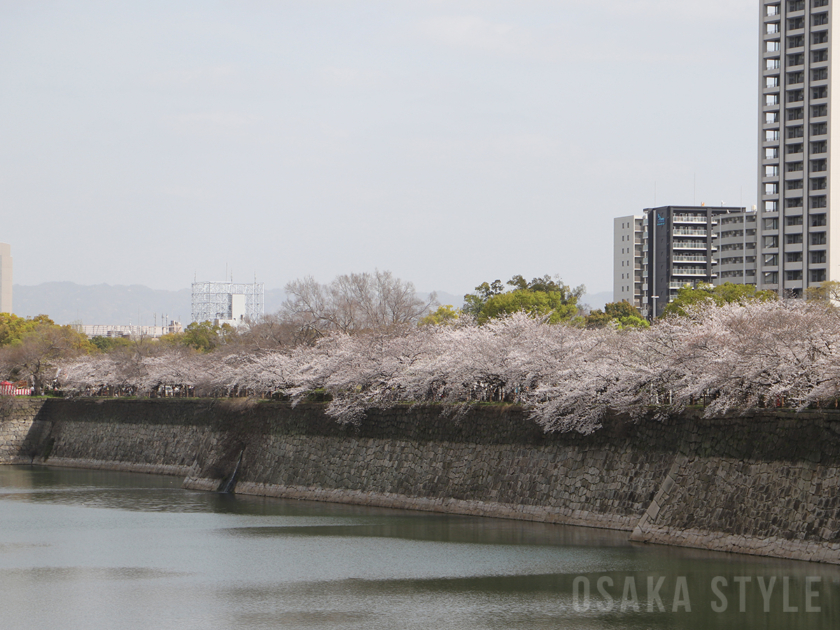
[613,216,643,308]
[0,243,12,314]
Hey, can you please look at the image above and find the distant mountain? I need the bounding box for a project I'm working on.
[13,283,193,326]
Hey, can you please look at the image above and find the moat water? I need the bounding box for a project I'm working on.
[1,465,839,629]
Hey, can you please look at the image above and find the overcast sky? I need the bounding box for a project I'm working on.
[1,0,758,296]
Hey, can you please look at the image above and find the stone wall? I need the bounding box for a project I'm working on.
[630,412,840,563]
[0,398,46,463]
[2,398,840,564]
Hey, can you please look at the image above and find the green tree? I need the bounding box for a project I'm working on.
[661,282,777,318]
[0,314,55,347]
[463,275,585,325]
[180,321,234,352]
[419,305,460,327]
[585,301,649,329]
[89,336,133,352]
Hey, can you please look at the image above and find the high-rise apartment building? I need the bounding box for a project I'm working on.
[0,243,12,314]
[613,216,643,308]
[758,0,834,295]
[643,206,748,317]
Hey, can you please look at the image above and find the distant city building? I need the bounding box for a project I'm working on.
[0,243,12,314]
[79,321,184,340]
[615,206,756,318]
[757,0,833,295]
[613,216,643,309]
[191,281,264,325]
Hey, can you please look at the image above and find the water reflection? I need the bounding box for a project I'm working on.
[1,464,839,630]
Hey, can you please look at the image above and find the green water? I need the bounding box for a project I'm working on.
[1,465,838,629]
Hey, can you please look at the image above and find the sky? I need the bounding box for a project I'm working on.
[0,0,758,297]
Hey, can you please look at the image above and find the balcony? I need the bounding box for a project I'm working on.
[672,268,710,276]
[672,215,708,224]
[673,255,707,263]
[673,241,708,250]
[672,228,708,236]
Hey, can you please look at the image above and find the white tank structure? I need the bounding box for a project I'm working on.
[191,281,264,326]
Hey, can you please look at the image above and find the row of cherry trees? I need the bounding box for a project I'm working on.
[58,300,840,434]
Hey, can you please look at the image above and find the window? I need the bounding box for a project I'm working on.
[811,213,827,226]
[788,107,804,121]
[814,0,829,7]
[787,71,804,85]
[813,13,829,26]
[813,49,829,62]
[813,86,828,99]
[788,89,804,102]
[766,94,780,106]
[812,68,829,81]
[787,161,803,172]
[765,254,779,266]
[767,76,780,88]
[813,32,829,45]
[812,140,827,154]
[788,17,805,29]
[787,180,804,190]
[767,3,780,14]
[787,233,804,244]
[765,183,779,195]
[812,104,828,117]
[812,232,827,245]
[811,250,827,264]
[811,177,827,190]
[764,272,779,284]
[811,196,827,208]
[768,41,781,53]
[766,112,779,124]
[767,58,781,71]
[811,269,827,283]
[787,197,804,207]
[765,235,779,248]
[787,143,803,154]
[812,158,827,171]
[789,0,805,9]
[765,218,779,230]
[788,53,805,66]
[786,216,803,226]
[765,165,779,177]
[812,122,827,136]
[788,35,805,48]
[786,270,803,281]
[766,129,780,142]
[768,22,781,34]
[787,251,803,262]
[765,200,779,212]
[766,147,779,159]
[787,126,804,139]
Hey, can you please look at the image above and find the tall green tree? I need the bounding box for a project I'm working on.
[463,275,585,324]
